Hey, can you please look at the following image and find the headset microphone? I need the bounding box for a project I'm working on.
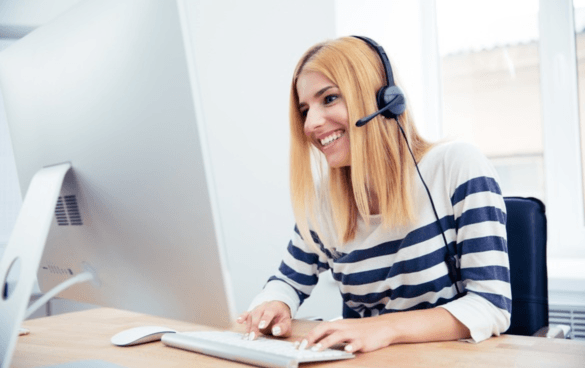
[355,95,399,127]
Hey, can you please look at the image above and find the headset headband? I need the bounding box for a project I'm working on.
[352,35,395,87]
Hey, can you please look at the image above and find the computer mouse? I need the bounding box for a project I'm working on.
[110,326,177,346]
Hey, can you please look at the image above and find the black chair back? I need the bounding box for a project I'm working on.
[340,196,550,335]
[504,196,549,335]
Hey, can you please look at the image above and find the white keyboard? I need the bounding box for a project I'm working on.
[161,330,355,368]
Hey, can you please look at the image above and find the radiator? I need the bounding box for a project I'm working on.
[549,305,585,340]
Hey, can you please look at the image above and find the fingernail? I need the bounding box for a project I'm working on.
[272,326,281,336]
[242,333,249,340]
[236,316,243,322]
[249,331,256,341]
[345,344,353,352]
[311,343,322,352]
[299,339,308,350]
[293,341,300,349]
[258,320,267,329]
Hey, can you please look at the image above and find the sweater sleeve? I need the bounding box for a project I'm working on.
[437,142,511,342]
[248,226,331,317]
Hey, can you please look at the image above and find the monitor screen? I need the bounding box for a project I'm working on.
[0,0,236,343]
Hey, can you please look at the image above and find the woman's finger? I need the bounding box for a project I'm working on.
[246,308,265,339]
[257,309,277,333]
[311,329,352,351]
[236,311,249,324]
[303,321,337,345]
[270,314,293,337]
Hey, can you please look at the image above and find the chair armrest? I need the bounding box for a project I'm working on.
[532,324,572,338]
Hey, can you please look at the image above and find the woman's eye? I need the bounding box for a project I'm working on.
[300,109,308,118]
[324,94,338,104]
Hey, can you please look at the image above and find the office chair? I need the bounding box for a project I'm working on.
[504,196,569,338]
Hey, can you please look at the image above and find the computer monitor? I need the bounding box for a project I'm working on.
[0,0,237,366]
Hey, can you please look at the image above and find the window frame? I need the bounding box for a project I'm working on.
[539,0,585,260]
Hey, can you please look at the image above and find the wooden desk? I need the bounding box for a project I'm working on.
[12,308,585,368]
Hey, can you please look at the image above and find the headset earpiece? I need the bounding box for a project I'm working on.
[377,85,406,118]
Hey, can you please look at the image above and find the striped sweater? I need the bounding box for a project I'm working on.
[250,141,511,342]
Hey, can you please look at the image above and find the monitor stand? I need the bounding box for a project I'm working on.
[0,162,71,368]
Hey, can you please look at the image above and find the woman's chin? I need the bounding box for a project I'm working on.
[325,155,350,169]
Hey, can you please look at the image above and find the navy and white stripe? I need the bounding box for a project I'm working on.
[252,142,512,342]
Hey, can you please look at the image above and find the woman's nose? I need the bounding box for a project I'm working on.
[304,108,325,136]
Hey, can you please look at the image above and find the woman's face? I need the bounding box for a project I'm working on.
[297,71,351,168]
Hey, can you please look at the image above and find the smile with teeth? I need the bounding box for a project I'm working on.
[320,130,345,147]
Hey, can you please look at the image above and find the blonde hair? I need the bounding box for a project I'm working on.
[290,37,433,252]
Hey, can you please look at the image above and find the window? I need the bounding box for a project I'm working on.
[437,0,543,199]
[538,0,585,262]
[434,0,585,264]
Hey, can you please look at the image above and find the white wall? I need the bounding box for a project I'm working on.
[0,0,342,320]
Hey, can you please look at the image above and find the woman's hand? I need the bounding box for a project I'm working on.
[236,301,292,340]
[299,308,470,353]
[300,317,395,353]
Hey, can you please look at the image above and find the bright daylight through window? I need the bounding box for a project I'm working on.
[437,0,544,200]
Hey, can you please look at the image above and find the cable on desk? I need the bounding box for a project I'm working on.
[25,271,94,319]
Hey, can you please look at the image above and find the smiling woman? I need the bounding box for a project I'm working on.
[237,36,511,354]
[289,37,433,243]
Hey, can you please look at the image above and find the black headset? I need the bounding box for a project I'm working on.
[353,36,406,127]
[352,36,462,296]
